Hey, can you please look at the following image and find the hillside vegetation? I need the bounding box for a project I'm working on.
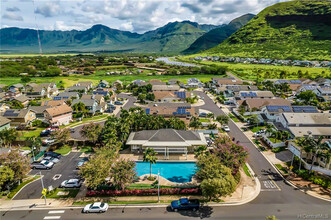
[205,0,331,60]
[0,21,219,54]
[183,14,255,54]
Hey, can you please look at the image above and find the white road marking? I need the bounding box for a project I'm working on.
[52,174,61,181]
[44,216,61,219]
[48,210,65,214]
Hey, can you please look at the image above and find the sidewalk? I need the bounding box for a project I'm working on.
[0,168,260,211]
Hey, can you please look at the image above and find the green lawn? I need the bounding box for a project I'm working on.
[199,118,210,123]
[271,147,287,153]
[80,146,94,153]
[228,113,239,122]
[7,176,40,199]
[61,114,109,128]
[47,188,80,199]
[54,145,72,155]
[18,128,44,140]
[243,164,252,177]
[250,126,266,133]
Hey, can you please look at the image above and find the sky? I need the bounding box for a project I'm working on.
[1,0,290,33]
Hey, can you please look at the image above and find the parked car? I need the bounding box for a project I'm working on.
[31,160,54,169]
[105,108,113,113]
[43,156,60,164]
[40,130,51,137]
[114,101,123,105]
[70,128,75,133]
[60,179,82,188]
[107,103,116,110]
[199,112,207,117]
[76,157,89,169]
[42,138,56,146]
[83,202,109,213]
[44,151,62,159]
[171,198,200,212]
[253,130,265,137]
[222,125,230,132]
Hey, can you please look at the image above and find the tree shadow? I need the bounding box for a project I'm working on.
[166,204,213,219]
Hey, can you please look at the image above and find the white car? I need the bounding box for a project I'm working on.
[43,156,60,164]
[222,125,230,132]
[60,179,82,188]
[42,138,56,145]
[83,202,109,213]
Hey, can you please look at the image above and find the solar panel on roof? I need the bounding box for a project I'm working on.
[292,106,318,113]
[53,97,61,100]
[145,108,150,114]
[266,105,291,112]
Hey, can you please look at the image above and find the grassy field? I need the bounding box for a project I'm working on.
[243,164,252,177]
[178,57,330,81]
[47,188,80,199]
[0,71,219,87]
[18,128,44,140]
[0,53,89,58]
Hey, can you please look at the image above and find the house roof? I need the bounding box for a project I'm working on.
[66,86,87,91]
[126,129,207,147]
[44,104,72,117]
[152,85,180,91]
[14,94,29,103]
[28,106,51,114]
[57,92,79,98]
[0,116,11,127]
[217,79,243,85]
[41,100,65,107]
[282,113,331,125]
[3,109,33,119]
[72,99,97,107]
[78,81,93,87]
[237,91,274,98]
[289,127,331,138]
[239,98,290,110]
[145,106,198,116]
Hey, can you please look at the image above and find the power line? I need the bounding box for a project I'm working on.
[32,0,43,55]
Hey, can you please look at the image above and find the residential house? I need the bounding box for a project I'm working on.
[97,80,110,88]
[314,86,331,101]
[212,77,243,87]
[55,92,80,100]
[72,99,98,114]
[152,85,180,92]
[9,83,24,92]
[235,91,274,100]
[3,109,36,126]
[66,85,88,93]
[168,79,180,85]
[145,105,198,119]
[153,91,191,103]
[261,105,318,122]
[132,80,146,86]
[216,85,258,96]
[147,79,166,86]
[28,106,51,120]
[0,84,7,92]
[237,98,291,112]
[92,88,111,96]
[298,84,319,93]
[80,94,106,112]
[126,129,207,157]
[112,80,123,89]
[0,116,11,131]
[77,81,93,90]
[184,78,203,88]
[25,85,46,99]
[44,104,73,126]
[13,94,30,106]
[39,83,58,97]
[277,113,331,138]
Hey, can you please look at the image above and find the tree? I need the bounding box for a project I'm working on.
[207,113,214,119]
[296,91,317,105]
[194,145,207,157]
[52,128,70,146]
[21,76,31,83]
[189,116,201,130]
[213,136,249,174]
[137,94,146,103]
[143,148,157,179]
[25,136,42,157]
[303,136,328,174]
[248,115,259,126]
[80,122,102,144]
[216,115,229,125]
[110,159,137,190]
[0,148,30,184]
[266,216,278,220]
[0,128,18,148]
[201,176,237,201]
[72,101,88,117]
[0,166,15,191]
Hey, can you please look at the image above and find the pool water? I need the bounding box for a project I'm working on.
[135,162,197,183]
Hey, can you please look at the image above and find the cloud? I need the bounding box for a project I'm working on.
[6,6,20,12]
[35,2,61,17]
[2,12,23,21]
[53,21,82,31]
[181,3,202,13]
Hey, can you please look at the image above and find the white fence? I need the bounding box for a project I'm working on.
[288,142,331,176]
[261,134,286,148]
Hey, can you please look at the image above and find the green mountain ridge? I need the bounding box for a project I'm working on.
[204,0,331,60]
[183,14,255,54]
[0,21,220,54]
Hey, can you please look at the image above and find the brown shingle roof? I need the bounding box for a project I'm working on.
[41,100,65,107]
[239,98,291,110]
[0,116,11,126]
[44,104,72,117]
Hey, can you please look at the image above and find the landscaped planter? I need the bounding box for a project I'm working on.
[261,134,286,148]
[86,188,201,197]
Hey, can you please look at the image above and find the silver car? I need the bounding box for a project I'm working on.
[60,179,82,188]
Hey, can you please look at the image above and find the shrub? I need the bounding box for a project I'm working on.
[86,188,201,197]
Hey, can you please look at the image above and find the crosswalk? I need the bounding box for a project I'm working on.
[261,175,281,192]
[43,210,65,219]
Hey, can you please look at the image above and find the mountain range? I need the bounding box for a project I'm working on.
[0,14,253,54]
[205,0,331,60]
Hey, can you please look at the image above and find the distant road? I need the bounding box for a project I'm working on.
[156,57,196,67]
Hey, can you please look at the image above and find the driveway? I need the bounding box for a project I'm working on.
[13,152,81,200]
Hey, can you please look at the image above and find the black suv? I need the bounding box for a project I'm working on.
[44,152,62,159]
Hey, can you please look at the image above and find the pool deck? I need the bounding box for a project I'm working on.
[120,151,197,162]
[136,174,199,187]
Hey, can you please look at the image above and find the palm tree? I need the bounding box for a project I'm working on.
[304,136,328,174]
[189,116,201,130]
[0,128,18,148]
[143,148,158,179]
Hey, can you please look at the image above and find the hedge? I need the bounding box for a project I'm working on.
[86,188,201,197]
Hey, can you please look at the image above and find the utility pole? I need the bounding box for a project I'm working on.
[157,169,160,203]
[40,171,47,205]
[32,146,35,161]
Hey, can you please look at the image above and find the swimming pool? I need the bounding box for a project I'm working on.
[135,161,197,183]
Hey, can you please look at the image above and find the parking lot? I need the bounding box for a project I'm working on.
[13,152,82,200]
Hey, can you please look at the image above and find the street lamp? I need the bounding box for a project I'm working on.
[32,146,36,161]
